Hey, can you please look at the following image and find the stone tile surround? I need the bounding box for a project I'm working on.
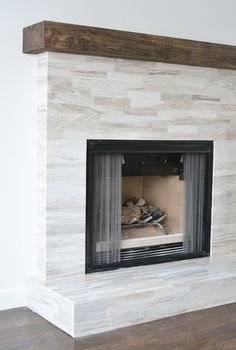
[28,52,236,337]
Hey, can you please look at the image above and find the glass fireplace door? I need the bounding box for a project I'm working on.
[86,140,213,273]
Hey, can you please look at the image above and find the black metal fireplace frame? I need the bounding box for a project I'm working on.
[86,140,213,273]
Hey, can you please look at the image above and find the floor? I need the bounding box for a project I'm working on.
[0,304,236,350]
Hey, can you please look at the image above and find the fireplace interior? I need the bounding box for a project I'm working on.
[121,153,184,249]
[86,140,213,273]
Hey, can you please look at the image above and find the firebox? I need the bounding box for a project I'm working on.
[86,140,213,273]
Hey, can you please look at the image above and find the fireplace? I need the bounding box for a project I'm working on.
[23,21,236,338]
[86,140,213,272]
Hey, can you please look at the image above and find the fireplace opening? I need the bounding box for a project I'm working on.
[86,140,213,273]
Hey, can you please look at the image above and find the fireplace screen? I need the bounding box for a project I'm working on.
[86,140,213,273]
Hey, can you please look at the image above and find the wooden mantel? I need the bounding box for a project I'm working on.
[23,21,236,69]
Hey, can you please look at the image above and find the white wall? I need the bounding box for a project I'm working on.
[0,0,235,310]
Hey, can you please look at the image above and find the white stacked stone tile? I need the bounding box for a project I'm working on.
[27,52,236,338]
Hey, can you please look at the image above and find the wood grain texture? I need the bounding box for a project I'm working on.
[1,305,236,350]
[23,21,236,69]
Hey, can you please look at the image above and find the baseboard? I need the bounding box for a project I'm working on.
[0,287,26,310]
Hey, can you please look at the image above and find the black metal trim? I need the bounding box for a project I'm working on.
[85,143,93,274]
[87,252,210,274]
[203,142,214,253]
[85,139,213,274]
[88,139,213,154]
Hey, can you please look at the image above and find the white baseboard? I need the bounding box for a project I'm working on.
[0,287,26,310]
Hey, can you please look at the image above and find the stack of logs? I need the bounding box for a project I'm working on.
[122,197,165,226]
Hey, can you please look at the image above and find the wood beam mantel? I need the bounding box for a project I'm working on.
[23,21,236,69]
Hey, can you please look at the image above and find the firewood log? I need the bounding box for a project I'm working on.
[121,206,141,225]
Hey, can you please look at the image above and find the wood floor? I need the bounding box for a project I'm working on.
[0,304,236,350]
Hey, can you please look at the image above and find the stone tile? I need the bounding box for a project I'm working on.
[29,51,236,338]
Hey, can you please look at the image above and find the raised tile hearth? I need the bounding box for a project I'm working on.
[24,22,236,338]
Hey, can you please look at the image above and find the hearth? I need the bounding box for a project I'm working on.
[86,140,213,272]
